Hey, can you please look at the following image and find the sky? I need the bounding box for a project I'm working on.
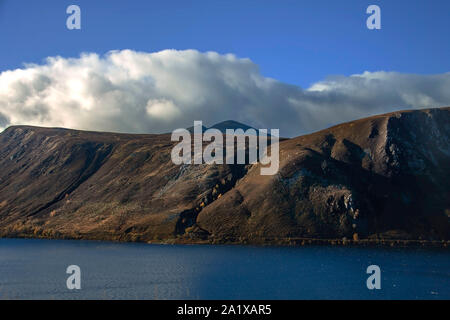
[0,0,449,136]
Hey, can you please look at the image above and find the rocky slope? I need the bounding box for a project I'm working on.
[0,107,449,244]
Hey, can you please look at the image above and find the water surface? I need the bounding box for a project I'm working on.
[0,238,448,299]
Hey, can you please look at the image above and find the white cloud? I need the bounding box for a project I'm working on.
[146,98,181,120]
[0,49,449,137]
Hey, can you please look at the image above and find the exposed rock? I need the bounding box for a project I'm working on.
[198,107,450,242]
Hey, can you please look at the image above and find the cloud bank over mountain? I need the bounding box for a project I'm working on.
[0,49,449,137]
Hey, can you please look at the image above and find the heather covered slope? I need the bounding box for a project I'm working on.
[0,127,246,241]
[0,107,449,244]
[198,107,450,242]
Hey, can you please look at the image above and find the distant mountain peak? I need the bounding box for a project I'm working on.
[211,120,254,128]
[210,120,256,134]
[186,120,255,134]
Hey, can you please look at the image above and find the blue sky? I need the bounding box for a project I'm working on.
[0,0,449,88]
[0,0,449,136]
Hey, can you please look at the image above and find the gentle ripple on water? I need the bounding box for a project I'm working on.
[0,238,448,299]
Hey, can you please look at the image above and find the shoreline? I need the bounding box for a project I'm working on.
[1,234,449,248]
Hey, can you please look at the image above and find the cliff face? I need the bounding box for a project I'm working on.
[198,107,450,242]
[0,107,449,243]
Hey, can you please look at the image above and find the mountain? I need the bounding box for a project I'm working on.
[198,107,450,243]
[0,107,449,245]
[209,120,256,133]
[186,120,258,135]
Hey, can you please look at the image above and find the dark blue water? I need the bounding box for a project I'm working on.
[0,238,448,299]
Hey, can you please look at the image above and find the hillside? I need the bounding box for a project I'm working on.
[198,107,450,243]
[0,107,449,244]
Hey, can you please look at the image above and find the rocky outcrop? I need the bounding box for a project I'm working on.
[198,107,450,242]
[0,107,449,244]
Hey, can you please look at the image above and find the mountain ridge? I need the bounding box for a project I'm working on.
[0,107,449,245]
